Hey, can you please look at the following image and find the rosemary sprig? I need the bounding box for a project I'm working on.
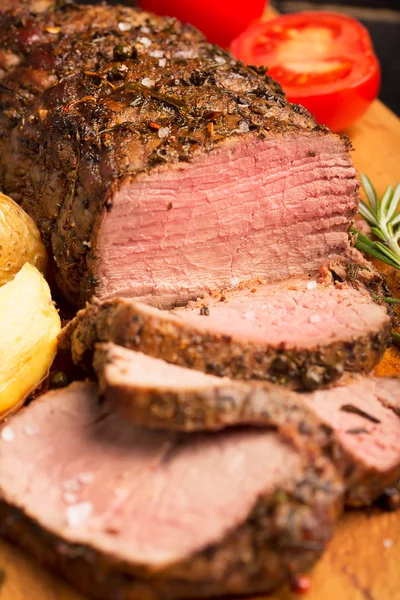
[353,174,400,270]
[352,175,400,348]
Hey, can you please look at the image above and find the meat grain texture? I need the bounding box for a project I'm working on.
[60,261,392,390]
[0,0,359,308]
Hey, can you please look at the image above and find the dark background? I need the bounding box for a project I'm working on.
[273,0,400,116]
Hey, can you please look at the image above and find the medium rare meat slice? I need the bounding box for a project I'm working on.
[93,343,400,507]
[0,383,343,599]
[60,269,391,390]
[303,376,400,506]
[93,343,332,446]
[0,2,359,308]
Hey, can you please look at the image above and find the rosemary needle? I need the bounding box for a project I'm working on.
[392,331,400,347]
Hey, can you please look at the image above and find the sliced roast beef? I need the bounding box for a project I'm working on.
[0,2,359,308]
[0,383,343,599]
[303,376,400,506]
[60,268,391,390]
[93,343,332,447]
[93,343,400,507]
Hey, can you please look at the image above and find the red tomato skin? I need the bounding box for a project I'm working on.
[138,0,267,47]
[230,12,381,132]
[289,60,380,132]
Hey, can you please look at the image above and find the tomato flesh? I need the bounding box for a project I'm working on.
[231,12,380,132]
[138,0,267,48]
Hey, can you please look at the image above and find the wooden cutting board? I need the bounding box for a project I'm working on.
[1,6,400,600]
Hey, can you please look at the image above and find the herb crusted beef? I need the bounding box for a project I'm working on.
[60,264,391,390]
[94,343,400,507]
[0,383,344,599]
[0,1,359,308]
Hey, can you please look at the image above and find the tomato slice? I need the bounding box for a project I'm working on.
[231,12,380,132]
[138,0,266,48]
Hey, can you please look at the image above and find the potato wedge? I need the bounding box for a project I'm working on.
[0,263,61,419]
[0,191,47,286]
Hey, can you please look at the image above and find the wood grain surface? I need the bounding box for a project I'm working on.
[1,6,400,600]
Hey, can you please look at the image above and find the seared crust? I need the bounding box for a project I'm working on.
[0,1,351,305]
[60,295,391,392]
[93,343,334,448]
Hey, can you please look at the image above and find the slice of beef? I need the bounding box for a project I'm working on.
[0,383,343,600]
[93,343,400,507]
[303,376,400,506]
[93,343,332,447]
[60,269,391,390]
[0,2,359,308]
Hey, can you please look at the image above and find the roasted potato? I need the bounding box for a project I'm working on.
[0,263,61,419]
[0,191,47,286]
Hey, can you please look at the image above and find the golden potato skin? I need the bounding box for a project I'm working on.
[0,191,47,286]
[0,263,61,419]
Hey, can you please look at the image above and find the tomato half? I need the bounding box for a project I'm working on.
[138,0,266,48]
[231,12,380,132]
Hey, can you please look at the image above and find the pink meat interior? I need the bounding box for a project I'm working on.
[173,277,388,348]
[96,133,358,308]
[101,345,230,390]
[0,383,302,568]
[370,377,400,415]
[304,378,400,472]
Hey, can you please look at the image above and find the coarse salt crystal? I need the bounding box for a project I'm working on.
[150,50,164,58]
[261,303,273,311]
[118,22,132,32]
[230,277,240,288]
[138,36,152,48]
[141,77,153,88]
[383,538,393,549]
[158,126,170,139]
[159,58,166,68]
[175,50,194,59]
[23,424,39,436]
[78,472,94,485]
[309,314,321,324]
[63,478,81,493]
[244,310,255,321]
[114,488,129,500]
[1,426,15,442]
[238,120,249,132]
[306,281,317,290]
[63,492,79,505]
[140,25,150,33]
[215,56,226,65]
[66,502,93,528]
